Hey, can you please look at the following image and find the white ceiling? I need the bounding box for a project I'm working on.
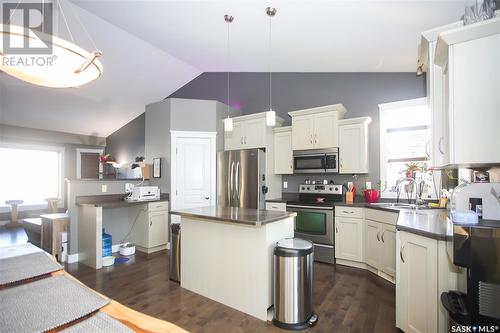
[0,1,201,137]
[73,0,465,72]
[1,0,465,137]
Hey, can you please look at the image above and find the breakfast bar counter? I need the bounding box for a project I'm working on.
[170,206,296,321]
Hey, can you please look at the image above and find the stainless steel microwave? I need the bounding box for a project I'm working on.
[293,148,338,173]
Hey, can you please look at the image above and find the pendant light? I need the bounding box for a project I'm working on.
[223,14,234,132]
[265,7,277,127]
[0,0,103,88]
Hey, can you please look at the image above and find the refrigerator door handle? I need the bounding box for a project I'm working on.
[235,161,240,201]
[230,161,235,201]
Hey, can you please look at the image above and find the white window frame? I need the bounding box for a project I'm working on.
[0,142,65,212]
[76,148,104,179]
[379,97,436,199]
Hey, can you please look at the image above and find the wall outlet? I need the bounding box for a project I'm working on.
[283,181,288,189]
[101,184,107,193]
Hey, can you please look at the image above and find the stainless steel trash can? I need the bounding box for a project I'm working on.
[169,223,181,282]
[273,238,317,330]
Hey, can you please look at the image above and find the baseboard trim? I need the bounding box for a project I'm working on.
[67,243,127,264]
[67,253,79,263]
[335,258,395,284]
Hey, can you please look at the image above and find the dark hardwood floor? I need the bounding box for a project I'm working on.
[0,227,397,332]
[66,253,397,333]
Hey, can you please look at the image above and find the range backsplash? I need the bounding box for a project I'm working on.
[281,174,374,194]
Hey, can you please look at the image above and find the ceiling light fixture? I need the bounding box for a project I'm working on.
[0,0,103,88]
[223,14,234,132]
[266,7,277,127]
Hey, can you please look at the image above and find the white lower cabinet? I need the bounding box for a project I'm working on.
[396,231,438,333]
[129,202,169,253]
[364,219,396,279]
[335,216,364,262]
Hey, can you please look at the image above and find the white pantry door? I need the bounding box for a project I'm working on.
[172,132,216,210]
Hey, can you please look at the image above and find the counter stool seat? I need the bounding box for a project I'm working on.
[4,199,24,227]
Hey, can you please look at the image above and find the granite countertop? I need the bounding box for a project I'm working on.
[76,194,169,208]
[335,201,450,240]
[267,193,450,240]
[170,206,297,227]
[396,209,450,241]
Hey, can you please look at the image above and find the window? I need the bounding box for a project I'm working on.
[379,98,436,199]
[0,144,64,209]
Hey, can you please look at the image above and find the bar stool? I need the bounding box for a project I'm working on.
[5,199,24,227]
[45,198,59,214]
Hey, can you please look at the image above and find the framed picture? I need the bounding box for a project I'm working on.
[153,158,161,178]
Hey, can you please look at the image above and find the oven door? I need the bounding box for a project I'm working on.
[286,204,334,245]
[293,154,326,173]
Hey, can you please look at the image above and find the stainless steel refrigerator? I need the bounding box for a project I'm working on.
[217,149,266,209]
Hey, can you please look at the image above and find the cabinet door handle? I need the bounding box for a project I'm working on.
[314,134,317,143]
[150,220,152,227]
[381,231,385,243]
[376,232,380,242]
[336,227,338,233]
[204,197,210,200]
[400,244,405,263]
[240,137,243,144]
[342,210,354,214]
[438,137,444,155]
[425,140,430,157]
[309,134,313,144]
[244,136,247,144]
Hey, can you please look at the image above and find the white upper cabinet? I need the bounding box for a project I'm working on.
[431,17,500,166]
[224,113,283,151]
[419,22,461,168]
[274,127,293,175]
[289,104,346,150]
[338,117,371,174]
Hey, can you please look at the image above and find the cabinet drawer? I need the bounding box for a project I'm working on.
[365,208,398,226]
[265,202,287,212]
[148,201,168,212]
[335,206,363,218]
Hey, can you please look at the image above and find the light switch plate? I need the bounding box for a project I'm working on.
[283,181,288,189]
[101,184,107,193]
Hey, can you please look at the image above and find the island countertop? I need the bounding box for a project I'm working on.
[170,206,296,226]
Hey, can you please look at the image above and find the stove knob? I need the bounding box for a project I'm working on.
[334,187,339,192]
[306,187,310,190]
[329,187,333,191]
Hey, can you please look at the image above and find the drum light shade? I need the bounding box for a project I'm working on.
[266,110,276,126]
[0,24,103,88]
[224,117,233,132]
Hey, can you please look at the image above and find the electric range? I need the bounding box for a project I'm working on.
[286,184,343,264]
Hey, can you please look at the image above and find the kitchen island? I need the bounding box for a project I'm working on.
[170,206,296,321]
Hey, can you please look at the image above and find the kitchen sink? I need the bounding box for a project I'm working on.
[368,202,432,210]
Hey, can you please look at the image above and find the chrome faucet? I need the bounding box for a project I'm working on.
[395,176,427,206]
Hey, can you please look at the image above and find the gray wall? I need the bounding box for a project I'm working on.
[105,113,145,167]
[145,98,240,193]
[169,72,426,192]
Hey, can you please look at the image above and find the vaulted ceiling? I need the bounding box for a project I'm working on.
[0,1,465,137]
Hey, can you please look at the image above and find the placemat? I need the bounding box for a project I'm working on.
[0,251,63,285]
[0,275,109,333]
[61,312,133,333]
